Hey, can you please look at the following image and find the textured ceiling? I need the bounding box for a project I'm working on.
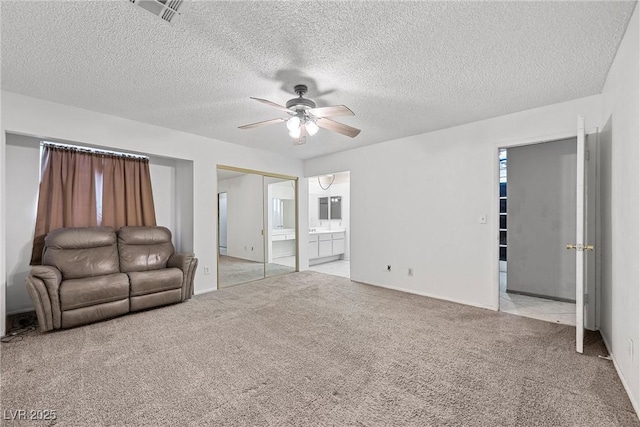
[1,1,636,160]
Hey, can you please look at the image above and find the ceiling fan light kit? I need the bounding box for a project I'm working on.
[305,120,319,136]
[239,84,361,145]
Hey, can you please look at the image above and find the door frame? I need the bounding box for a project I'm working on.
[217,192,228,253]
[491,128,599,330]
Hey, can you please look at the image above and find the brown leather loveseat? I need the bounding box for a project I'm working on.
[25,226,198,331]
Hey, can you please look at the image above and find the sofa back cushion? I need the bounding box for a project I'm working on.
[118,226,175,272]
[42,227,120,280]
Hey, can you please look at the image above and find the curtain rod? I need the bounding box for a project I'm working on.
[41,141,149,160]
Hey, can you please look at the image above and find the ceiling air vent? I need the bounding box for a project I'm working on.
[130,0,183,23]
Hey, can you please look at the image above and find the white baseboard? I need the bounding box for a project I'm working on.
[194,286,218,296]
[352,279,497,312]
[601,332,640,420]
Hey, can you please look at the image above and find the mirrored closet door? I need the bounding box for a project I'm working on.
[217,166,298,288]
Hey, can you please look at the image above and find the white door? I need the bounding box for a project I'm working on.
[218,192,227,249]
[574,116,587,353]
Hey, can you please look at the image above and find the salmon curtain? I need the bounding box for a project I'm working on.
[31,146,100,264]
[101,155,156,229]
[31,144,156,265]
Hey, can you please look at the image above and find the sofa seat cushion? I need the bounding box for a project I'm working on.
[60,273,130,311]
[61,299,129,329]
[128,268,182,297]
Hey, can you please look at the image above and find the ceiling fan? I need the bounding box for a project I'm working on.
[238,84,361,145]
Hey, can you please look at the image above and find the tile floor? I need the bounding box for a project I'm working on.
[271,256,351,279]
[309,259,350,279]
[499,271,576,326]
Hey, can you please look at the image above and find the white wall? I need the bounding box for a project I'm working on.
[173,159,194,254]
[5,135,40,314]
[305,95,602,310]
[599,4,640,413]
[0,91,306,326]
[506,138,576,301]
[148,155,177,238]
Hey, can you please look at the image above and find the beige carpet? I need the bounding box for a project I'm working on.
[1,271,638,426]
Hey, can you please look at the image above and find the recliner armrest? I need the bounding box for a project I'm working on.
[25,265,63,331]
[168,253,198,301]
[167,253,194,271]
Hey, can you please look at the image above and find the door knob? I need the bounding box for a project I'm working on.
[566,243,595,251]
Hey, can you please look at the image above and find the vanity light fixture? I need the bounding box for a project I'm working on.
[318,174,335,190]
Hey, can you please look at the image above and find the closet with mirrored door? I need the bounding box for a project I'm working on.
[216,165,298,289]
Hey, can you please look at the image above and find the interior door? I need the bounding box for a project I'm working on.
[574,116,587,353]
[218,192,227,252]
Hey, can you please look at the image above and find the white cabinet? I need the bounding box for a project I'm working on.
[309,231,346,260]
[318,234,332,257]
[332,233,345,255]
[308,234,319,259]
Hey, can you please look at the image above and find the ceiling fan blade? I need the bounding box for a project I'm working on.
[316,118,361,138]
[238,118,286,130]
[308,105,354,118]
[250,97,292,114]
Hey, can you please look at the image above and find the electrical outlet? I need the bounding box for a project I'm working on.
[204,266,211,275]
[387,265,391,272]
[628,338,634,359]
[408,268,413,277]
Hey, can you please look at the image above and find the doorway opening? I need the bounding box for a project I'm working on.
[308,171,350,278]
[498,139,580,325]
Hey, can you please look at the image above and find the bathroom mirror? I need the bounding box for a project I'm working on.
[272,198,284,229]
[331,196,342,220]
[318,196,342,220]
[319,197,329,220]
[272,198,295,230]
